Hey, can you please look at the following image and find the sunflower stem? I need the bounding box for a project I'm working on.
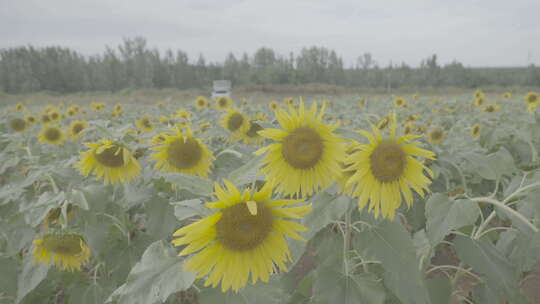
[471,197,538,236]
[46,173,59,194]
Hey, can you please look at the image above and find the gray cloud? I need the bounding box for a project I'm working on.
[1,0,539,67]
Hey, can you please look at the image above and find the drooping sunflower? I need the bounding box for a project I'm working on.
[9,118,27,132]
[135,116,155,133]
[344,115,435,219]
[38,125,66,145]
[150,127,214,177]
[527,102,538,114]
[221,109,250,139]
[66,108,76,117]
[241,121,265,145]
[114,103,123,113]
[172,180,311,292]
[502,92,512,99]
[471,124,481,138]
[482,104,500,113]
[215,96,233,110]
[269,101,279,111]
[427,128,445,145]
[195,96,209,109]
[25,114,37,125]
[32,231,91,271]
[255,102,346,197]
[68,120,89,139]
[525,92,539,105]
[393,97,406,107]
[74,139,141,184]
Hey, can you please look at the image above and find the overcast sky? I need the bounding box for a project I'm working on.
[1,0,539,67]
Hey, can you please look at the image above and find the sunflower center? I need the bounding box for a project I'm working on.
[219,98,228,107]
[143,120,151,128]
[42,115,51,123]
[246,122,263,138]
[72,124,84,134]
[42,234,83,255]
[216,202,273,251]
[369,140,406,183]
[282,127,324,169]
[198,100,205,106]
[94,146,125,168]
[167,138,202,169]
[227,113,244,131]
[430,130,443,140]
[51,112,59,120]
[10,118,26,131]
[528,94,537,104]
[45,128,61,141]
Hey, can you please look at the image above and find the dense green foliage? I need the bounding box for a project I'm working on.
[2,37,540,94]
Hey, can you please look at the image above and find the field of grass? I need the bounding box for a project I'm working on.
[0,89,539,303]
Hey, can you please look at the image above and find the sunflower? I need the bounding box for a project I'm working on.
[38,125,66,145]
[471,124,481,138]
[173,110,190,121]
[32,231,91,271]
[150,127,214,177]
[241,121,265,145]
[474,89,485,99]
[151,133,168,145]
[269,101,279,111]
[473,96,485,107]
[256,112,268,121]
[427,128,445,145]
[221,109,250,139]
[215,97,233,110]
[114,104,123,112]
[502,92,511,99]
[403,122,415,135]
[172,180,311,292]
[15,103,25,112]
[199,122,211,132]
[377,115,391,130]
[9,118,27,132]
[528,102,538,114]
[74,139,141,184]
[66,109,76,117]
[255,102,346,197]
[40,113,51,124]
[283,97,294,107]
[338,143,361,196]
[68,120,89,139]
[482,104,500,113]
[393,97,406,107]
[344,115,435,219]
[195,96,209,109]
[160,115,172,125]
[25,114,36,124]
[48,110,61,122]
[157,102,166,109]
[135,116,155,133]
[525,92,539,105]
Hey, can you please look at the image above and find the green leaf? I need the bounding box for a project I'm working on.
[171,199,211,222]
[425,193,480,245]
[16,256,49,303]
[107,240,195,304]
[358,219,431,304]
[0,257,18,298]
[144,197,178,240]
[199,278,288,304]
[303,192,350,240]
[454,235,527,303]
[161,173,213,196]
[227,155,263,186]
[426,277,451,304]
[19,191,65,227]
[463,152,497,180]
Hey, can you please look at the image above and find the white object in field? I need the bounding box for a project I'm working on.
[211,80,232,99]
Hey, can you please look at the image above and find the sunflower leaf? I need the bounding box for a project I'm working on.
[106,240,195,304]
[16,256,49,303]
[425,193,480,246]
[160,173,213,196]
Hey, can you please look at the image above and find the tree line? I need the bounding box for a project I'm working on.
[1,37,539,94]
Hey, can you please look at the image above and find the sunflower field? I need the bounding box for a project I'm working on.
[1,91,540,304]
